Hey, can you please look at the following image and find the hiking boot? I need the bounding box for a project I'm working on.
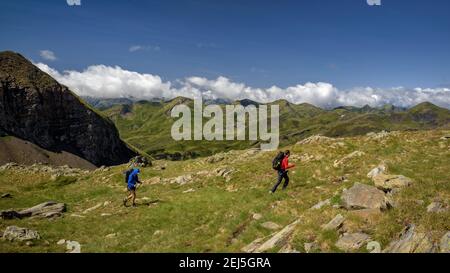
[132,203,137,208]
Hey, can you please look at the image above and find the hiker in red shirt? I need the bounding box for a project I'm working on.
[271,150,296,193]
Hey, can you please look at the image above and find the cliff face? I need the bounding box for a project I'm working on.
[0,51,137,166]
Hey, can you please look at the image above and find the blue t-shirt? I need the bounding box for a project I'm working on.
[127,169,140,188]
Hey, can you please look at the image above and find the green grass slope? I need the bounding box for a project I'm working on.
[1,130,448,252]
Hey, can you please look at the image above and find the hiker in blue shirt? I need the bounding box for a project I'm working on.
[123,168,142,207]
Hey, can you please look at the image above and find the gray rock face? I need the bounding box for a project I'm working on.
[0,51,137,167]
[3,226,40,241]
[367,164,387,178]
[321,214,345,231]
[1,201,66,219]
[440,232,450,253]
[383,224,435,253]
[341,183,387,210]
[335,233,371,252]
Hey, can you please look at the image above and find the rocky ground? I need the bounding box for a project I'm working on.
[0,130,449,253]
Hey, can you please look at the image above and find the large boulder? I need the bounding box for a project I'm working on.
[341,183,388,210]
[3,226,40,241]
[335,233,371,252]
[1,201,66,219]
[372,174,413,191]
[19,201,66,218]
[383,224,435,253]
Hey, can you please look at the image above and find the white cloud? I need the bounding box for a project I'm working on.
[66,0,81,6]
[35,62,450,109]
[39,50,57,61]
[129,45,160,52]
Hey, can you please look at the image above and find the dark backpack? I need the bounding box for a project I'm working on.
[272,152,285,170]
[124,169,133,184]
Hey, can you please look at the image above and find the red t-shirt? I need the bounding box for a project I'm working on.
[281,156,289,170]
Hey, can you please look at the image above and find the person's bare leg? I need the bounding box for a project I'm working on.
[131,190,136,207]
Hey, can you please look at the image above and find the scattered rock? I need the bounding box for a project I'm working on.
[440,135,450,140]
[252,219,301,253]
[297,135,334,145]
[183,188,195,194]
[260,222,282,230]
[105,233,117,239]
[321,214,345,231]
[367,164,387,178]
[215,167,235,182]
[304,242,319,253]
[1,193,12,199]
[57,239,66,245]
[167,175,194,185]
[3,226,40,241]
[0,210,23,220]
[335,233,371,252]
[101,213,112,217]
[427,202,447,213]
[366,130,390,140]
[333,151,365,168]
[252,213,262,220]
[242,238,266,253]
[70,214,86,218]
[341,183,387,210]
[103,201,111,207]
[66,240,81,253]
[278,244,300,253]
[310,199,331,210]
[1,201,66,219]
[205,154,225,164]
[373,174,413,191]
[440,232,450,253]
[83,203,102,214]
[383,224,435,253]
[367,241,382,253]
[153,230,163,236]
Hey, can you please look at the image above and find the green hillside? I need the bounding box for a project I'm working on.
[1,130,449,252]
[98,98,450,159]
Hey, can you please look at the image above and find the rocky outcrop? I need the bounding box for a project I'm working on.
[0,51,137,167]
[1,201,66,219]
[335,233,371,252]
[341,183,388,210]
[244,219,301,253]
[3,226,40,241]
[440,232,450,253]
[373,174,413,191]
[383,224,435,253]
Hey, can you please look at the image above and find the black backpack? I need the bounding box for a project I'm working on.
[124,169,133,183]
[272,152,285,170]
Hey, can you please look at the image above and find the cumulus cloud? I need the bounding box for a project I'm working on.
[35,62,450,109]
[129,45,160,52]
[39,50,57,61]
[66,0,81,6]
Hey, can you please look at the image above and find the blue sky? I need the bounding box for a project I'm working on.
[1,0,450,107]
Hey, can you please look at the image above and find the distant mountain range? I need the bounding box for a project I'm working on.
[91,97,450,159]
[1,50,449,166]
